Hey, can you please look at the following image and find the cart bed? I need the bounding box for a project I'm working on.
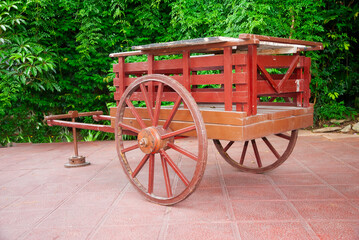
[110,104,313,141]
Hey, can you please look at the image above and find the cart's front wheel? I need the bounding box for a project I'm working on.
[115,74,207,205]
[213,130,298,174]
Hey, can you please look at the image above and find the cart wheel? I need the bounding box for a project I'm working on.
[213,130,298,174]
[115,74,207,205]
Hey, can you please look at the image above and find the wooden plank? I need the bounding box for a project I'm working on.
[238,34,323,49]
[224,47,233,111]
[109,50,144,58]
[247,44,257,116]
[132,37,241,50]
[110,105,313,141]
[136,40,259,55]
[257,55,304,68]
[257,79,301,95]
[113,53,246,75]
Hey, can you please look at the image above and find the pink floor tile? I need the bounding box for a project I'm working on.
[0,228,28,240]
[279,185,342,200]
[92,225,162,240]
[168,201,229,223]
[317,172,359,185]
[269,173,322,186]
[231,200,297,221]
[333,185,359,199]
[37,207,107,228]
[103,202,166,226]
[0,195,20,209]
[185,187,225,203]
[223,173,272,187]
[166,223,235,240]
[0,209,50,228]
[309,221,359,240]
[292,200,359,220]
[25,227,92,240]
[227,186,282,201]
[4,193,69,210]
[60,191,119,209]
[237,222,313,240]
[0,137,358,239]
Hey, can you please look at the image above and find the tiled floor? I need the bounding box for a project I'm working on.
[0,132,358,240]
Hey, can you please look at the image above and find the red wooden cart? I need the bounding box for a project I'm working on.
[45,34,322,205]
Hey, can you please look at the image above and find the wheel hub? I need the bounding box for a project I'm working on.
[137,127,169,154]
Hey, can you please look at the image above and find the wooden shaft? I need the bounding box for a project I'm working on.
[45,111,103,120]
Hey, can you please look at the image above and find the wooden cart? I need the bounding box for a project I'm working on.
[45,34,322,205]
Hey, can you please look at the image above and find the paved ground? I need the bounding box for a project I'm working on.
[0,132,359,240]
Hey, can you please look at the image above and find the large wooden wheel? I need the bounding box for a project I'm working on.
[213,130,298,174]
[115,74,207,205]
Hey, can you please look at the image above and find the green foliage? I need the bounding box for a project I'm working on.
[1,0,358,145]
[315,101,357,121]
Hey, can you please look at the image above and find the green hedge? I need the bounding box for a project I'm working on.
[1,0,358,145]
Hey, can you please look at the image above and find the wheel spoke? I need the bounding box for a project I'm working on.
[148,154,154,194]
[125,98,146,129]
[262,137,280,159]
[163,96,182,129]
[118,122,141,134]
[167,142,198,161]
[132,154,150,178]
[160,154,173,198]
[154,83,164,127]
[140,83,155,124]
[275,133,291,140]
[239,141,249,165]
[224,141,234,152]
[160,150,189,186]
[251,139,262,168]
[121,144,139,154]
[161,125,196,140]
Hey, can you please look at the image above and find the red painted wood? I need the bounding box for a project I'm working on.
[132,154,150,178]
[182,50,190,91]
[160,150,189,186]
[167,142,198,161]
[257,55,304,68]
[247,44,258,116]
[148,154,154,194]
[257,73,297,81]
[114,57,125,102]
[296,58,303,106]
[235,65,244,111]
[239,33,323,49]
[303,57,311,107]
[154,82,163,126]
[47,120,115,133]
[113,54,246,75]
[130,90,249,104]
[224,47,233,111]
[257,79,301,95]
[163,96,182,129]
[191,74,224,85]
[160,155,172,198]
[121,144,140,153]
[278,55,300,90]
[257,61,280,93]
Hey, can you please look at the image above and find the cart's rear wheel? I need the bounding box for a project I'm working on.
[115,74,207,205]
[213,130,298,173]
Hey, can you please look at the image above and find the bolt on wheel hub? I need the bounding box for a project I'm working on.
[137,127,170,154]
